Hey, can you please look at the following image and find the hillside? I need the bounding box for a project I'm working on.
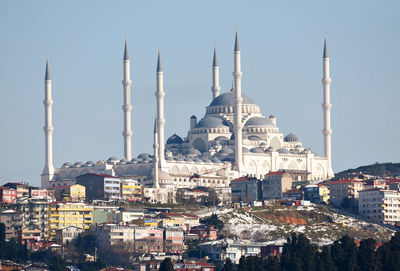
[333,162,400,180]
[217,204,394,245]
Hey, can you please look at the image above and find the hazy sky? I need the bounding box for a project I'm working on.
[0,0,399,186]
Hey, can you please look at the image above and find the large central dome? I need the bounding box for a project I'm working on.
[209,92,255,106]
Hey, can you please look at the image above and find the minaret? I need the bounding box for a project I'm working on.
[41,57,55,188]
[153,119,160,188]
[122,39,133,161]
[233,30,244,173]
[322,36,334,178]
[156,49,166,167]
[211,43,221,100]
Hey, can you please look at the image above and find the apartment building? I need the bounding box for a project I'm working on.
[16,198,50,240]
[326,179,365,206]
[76,173,121,201]
[0,187,17,203]
[55,226,84,244]
[0,209,23,240]
[49,202,93,240]
[164,227,185,254]
[120,179,142,202]
[55,184,86,201]
[359,188,400,225]
[262,171,293,200]
[230,177,262,203]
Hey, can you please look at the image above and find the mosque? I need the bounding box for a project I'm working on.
[41,31,334,192]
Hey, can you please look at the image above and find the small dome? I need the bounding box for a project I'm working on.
[73,161,84,168]
[117,159,128,165]
[166,134,183,145]
[244,117,274,127]
[137,153,150,160]
[62,162,72,168]
[84,161,95,167]
[242,147,250,153]
[107,157,119,163]
[209,92,255,107]
[185,157,193,162]
[190,115,197,119]
[175,156,184,162]
[194,158,202,162]
[195,117,228,129]
[216,147,234,157]
[278,148,290,154]
[188,147,201,155]
[250,147,264,153]
[284,133,300,142]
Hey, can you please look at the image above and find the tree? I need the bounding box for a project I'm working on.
[200,213,224,231]
[159,257,174,271]
[0,223,5,258]
[206,188,221,207]
[222,258,235,271]
[238,255,247,271]
[358,238,377,271]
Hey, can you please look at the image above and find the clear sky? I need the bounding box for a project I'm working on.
[0,0,399,186]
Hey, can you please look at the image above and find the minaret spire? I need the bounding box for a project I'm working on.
[156,49,166,168]
[211,43,221,100]
[322,36,334,178]
[233,29,244,173]
[41,57,55,188]
[122,39,132,161]
[153,118,160,188]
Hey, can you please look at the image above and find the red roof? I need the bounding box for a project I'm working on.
[265,171,284,176]
[100,268,134,271]
[231,176,249,182]
[55,185,71,189]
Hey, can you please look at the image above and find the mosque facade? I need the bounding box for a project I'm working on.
[41,32,334,191]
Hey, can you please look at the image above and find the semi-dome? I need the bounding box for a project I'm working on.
[284,133,300,142]
[195,116,228,129]
[245,117,274,127]
[209,92,255,107]
[166,134,183,145]
[248,135,263,141]
[242,147,250,153]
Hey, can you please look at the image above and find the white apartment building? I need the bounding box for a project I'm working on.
[359,188,400,225]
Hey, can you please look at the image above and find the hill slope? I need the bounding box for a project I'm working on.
[218,205,394,245]
[334,162,400,180]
